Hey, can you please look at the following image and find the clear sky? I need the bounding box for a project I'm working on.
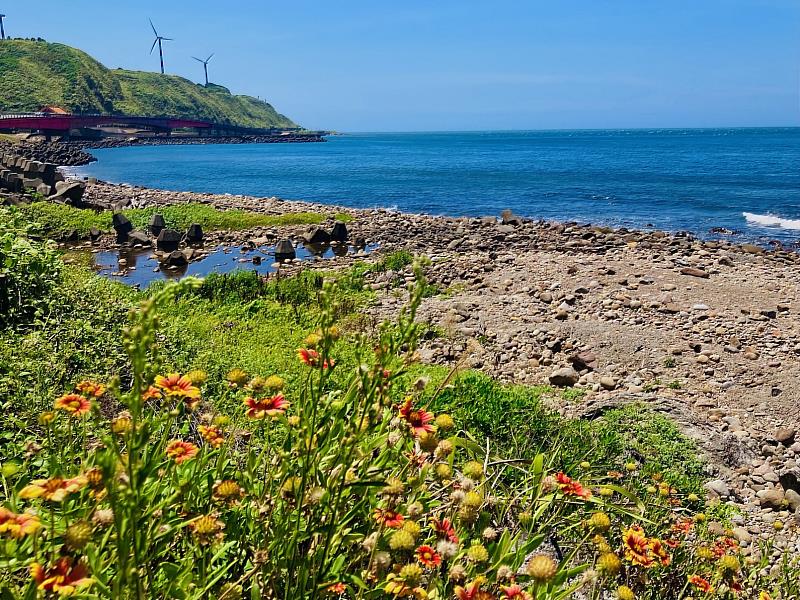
[5,0,800,131]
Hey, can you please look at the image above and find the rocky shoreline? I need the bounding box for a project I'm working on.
[3,144,799,562]
[70,179,800,561]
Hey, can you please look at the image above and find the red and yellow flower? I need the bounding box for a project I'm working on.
[76,380,106,398]
[500,584,532,600]
[623,525,654,567]
[165,440,199,464]
[243,394,289,419]
[0,508,41,539]
[326,582,347,595]
[155,374,201,401]
[142,385,162,401]
[398,397,434,437]
[30,557,93,596]
[455,578,493,600]
[19,475,88,502]
[198,425,225,448]
[649,538,671,566]
[54,394,91,417]
[297,348,335,369]
[384,573,428,598]
[688,575,714,594]
[374,508,405,528]
[555,472,592,499]
[415,545,442,568]
[432,517,459,543]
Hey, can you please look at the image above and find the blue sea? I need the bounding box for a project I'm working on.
[77,128,800,244]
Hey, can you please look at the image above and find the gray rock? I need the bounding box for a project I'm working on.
[185,223,203,245]
[156,229,182,252]
[303,226,331,245]
[548,366,579,387]
[756,487,785,509]
[330,220,348,243]
[163,250,188,268]
[785,489,800,512]
[149,213,166,236]
[127,231,151,247]
[704,479,730,497]
[275,238,296,261]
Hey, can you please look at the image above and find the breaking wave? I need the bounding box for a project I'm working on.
[743,212,800,231]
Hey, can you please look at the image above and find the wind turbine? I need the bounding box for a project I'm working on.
[192,53,214,86]
[0,14,7,40]
[149,19,172,74]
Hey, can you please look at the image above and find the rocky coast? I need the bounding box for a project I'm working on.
[3,148,800,559]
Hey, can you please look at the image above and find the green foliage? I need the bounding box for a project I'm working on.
[0,207,62,327]
[374,249,414,273]
[21,202,326,237]
[0,40,296,128]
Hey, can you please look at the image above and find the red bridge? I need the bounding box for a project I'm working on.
[0,112,295,136]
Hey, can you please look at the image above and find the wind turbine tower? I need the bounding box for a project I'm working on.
[0,14,7,40]
[149,19,173,74]
[193,53,215,86]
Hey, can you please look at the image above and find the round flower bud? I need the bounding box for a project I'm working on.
[527,554,557,583]
[588,511,611,532]
[407,501,424,518]
[462,491,483,509]
[518,511,533,526]
[435,414,455,431]
[599,487,614,498]
[617,585,636,600]
[225,368,248,387]
[435,463,453,480]
[458,506,478,525]
[65,521,93,550]
[418,431,439,453]
[435,439,454,459]
[92,508,114,526]
[448,564,467,583]
[467,543,489,563]
[687,493,700,502]
[383,477,405,496]
[773,520,783,531]
[694,513,706,523]
[399,564,423,585]
[625,462,637,472]
[463,461,484,481]
[580,461,591,469]
[646,486,658,494]
[597,552,622,576]
[496,565,513,582]
[436,540,459,560]
[482,526,498,541]
[696,546,714,560]
[402,520,421,539]
[265,375,285,391]
[389,529,416,551]
[375,551,392,570]
[718,555,740,574]
[304,333,322,348]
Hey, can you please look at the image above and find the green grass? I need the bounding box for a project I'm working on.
[0,40,296,128]
[22,202,329,237]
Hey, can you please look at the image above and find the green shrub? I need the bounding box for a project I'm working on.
[0,207,62,327]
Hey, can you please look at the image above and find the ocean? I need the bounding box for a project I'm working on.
[77,128,800,245]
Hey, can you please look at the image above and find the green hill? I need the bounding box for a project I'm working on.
[0,40,298,129]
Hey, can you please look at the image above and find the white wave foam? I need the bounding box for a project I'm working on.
[742,212,800,231]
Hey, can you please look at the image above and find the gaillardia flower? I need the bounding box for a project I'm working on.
[244,394,289,419]
[555,472,592,499]
[165,440,199,464]
[0,508,41,539]
[54,394,91,417]
[415,545,442,568]
[20,475,88,502]
[297,348,335,369]
[30,557,93,596]
[398,397,434,437]
[155,374,201,401]
[623,526,654,568]
[75,380,106,398]
[198,425,225,448]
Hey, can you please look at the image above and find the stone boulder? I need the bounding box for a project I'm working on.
[112,213,133,242]
[275,239,296,261]
[548,366,579,387]
[330,220,349,243]
[163,250,188,268]
[185,223,203,245]
[48,181,86,205]
[149,213,166,237]
[303,226,331,245]
[156,229,182,252]
[127,231,151,247]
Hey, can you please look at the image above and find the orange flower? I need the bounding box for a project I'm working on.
[712,536,739,558]
[688,575,714,594]
[374,508,405,528]
[198,425,225,448]
[297,348,335,369]
[54,394,91,417]
[432,517,459,543]
[415,545,442,568]
[623,525,654,567]
[398,397,434,437]
[326,582,346,595]
[385,574,428,598]
[19,475,88,502]
[455,578,493,600]
[649,538,671,566]
[671,518,693,535]
[0,508,41,538]
[155,374,201,400]
[30,557,93,596]
[500,584,531,600]
[243,394,290,419]
[555,472,592,499]
[75,380,106,398]
[165,440,199,464]
[142,385,162,401]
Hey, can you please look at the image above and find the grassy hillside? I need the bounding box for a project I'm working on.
[0,40,297,129]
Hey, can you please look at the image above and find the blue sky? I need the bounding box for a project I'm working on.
[6,0,800,131]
